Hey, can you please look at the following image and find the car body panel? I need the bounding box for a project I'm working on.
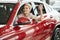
[0,0,60,40]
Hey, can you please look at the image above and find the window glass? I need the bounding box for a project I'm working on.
[17,3,34,15]
[0,3,16,24]
[13,3,34,25]
[34,2,46,16]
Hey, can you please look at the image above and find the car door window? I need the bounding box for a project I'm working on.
[13,3,34,25]
[34,2,46,16]
[0,3,15,24]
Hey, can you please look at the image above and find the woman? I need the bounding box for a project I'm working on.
[17,3,37,24]
[18,3,37,20]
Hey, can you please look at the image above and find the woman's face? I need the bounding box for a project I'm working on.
[23,4,31,14]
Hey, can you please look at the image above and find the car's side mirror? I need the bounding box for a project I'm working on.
[17,17,30,25]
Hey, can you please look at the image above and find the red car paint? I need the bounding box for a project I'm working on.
[0,2,20,35]
[0,1,57,40]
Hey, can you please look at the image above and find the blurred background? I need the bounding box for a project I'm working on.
[0,0,60,12]
[40,0,60,12]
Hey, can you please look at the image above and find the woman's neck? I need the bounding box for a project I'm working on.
[24,13,30,17]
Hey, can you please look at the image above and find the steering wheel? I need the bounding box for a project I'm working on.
[17,17,31,25]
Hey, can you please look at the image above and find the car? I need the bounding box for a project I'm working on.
[0,0,60,40]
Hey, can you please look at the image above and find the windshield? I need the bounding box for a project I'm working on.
[0,3,16,24]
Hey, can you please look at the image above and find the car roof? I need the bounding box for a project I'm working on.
[22,0,40,2]
[21,0,43,3]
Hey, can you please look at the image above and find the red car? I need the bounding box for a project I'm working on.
[0,0,60,40]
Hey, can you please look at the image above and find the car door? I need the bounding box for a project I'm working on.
[32,2,53,39]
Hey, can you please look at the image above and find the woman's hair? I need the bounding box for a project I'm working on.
[39,3,43,5]
[22,3,32,10]
[18,3,32,15]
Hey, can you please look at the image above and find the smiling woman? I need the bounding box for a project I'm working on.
[0,3,16,24]
[15,3,38,25]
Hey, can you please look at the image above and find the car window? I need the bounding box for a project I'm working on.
[0,3,16,24]
[17,3,34,15]
[13,3,34,25]
[34,2,46,16]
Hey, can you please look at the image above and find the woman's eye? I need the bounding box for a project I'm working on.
[25,8,28,9]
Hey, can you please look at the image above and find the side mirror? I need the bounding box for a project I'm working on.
[17,17,30,25]
[13,26,20,31]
